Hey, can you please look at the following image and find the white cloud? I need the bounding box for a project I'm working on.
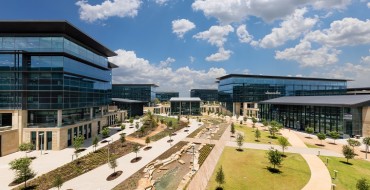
[189,56,195,63]
[155,0,169,5]
[193,25,234,47]
[76,0,141,22]
[257,8,318,48]
[275,40,341,67]
[192,0,351,23]
[305,18,370,47]
[110,49,227,96]
[368,2,370,8]
[236,24,253,43]
[159,57,175,68]
[172,19,196,38]
[205,48,233,62]
[361,50,370,64]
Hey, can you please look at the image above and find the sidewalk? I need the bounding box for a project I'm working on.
[61,119,202,190]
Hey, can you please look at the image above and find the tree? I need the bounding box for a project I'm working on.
[92,136,99,152]
[267,148,283,169]
[154,98,160,105]
[363,137,370,159]
[177,115,180,121]
[9,157,35,189]
[150,119,157,129]
[329,131,340,144]
[347,138,361,152]
[243,116,247,123]
[215,165,225,188]
[53,174,64,190]
[236,133,244,150]
[342,145,355,163]
[167,120,173,128]
[19,143,34,157]
[129,118,134,126]
[168,131,172,141]
[135,122,140,130]
[262,120,269,128]
[252,117,258,128]
[269,126,279,138]
[120,124,125,130]
[109,155,118,173]
[316,133,326,145]
[255,128,261,141]
[145,136,151,146]
[102,127,110,138]
[73,135,84,158]
[120,133,126,147]
[139,127,145,137]
[278,136,289,155]
[230,122,235,136]
[305,127,314,138]
[356,178,370,190]
[132,144,140,159]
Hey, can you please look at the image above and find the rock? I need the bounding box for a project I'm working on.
[178,160,185,164]
[159,166,169,170]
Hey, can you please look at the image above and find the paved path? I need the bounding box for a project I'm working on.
[186,124,230,190]
[61,119,202,190]
[280,129,333,190]
[184,137,217,145]
[0,121,141,190]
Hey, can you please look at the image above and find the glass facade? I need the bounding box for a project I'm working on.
[170,101,201,115]
[112,84,157,102]
[155,92,179,102]
[190,89,218,102]
[218,75,347,112]
[260,104,362,136]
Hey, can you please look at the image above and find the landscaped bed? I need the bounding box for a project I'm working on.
[150,118,188,142]
[319,156,370,190]
[206,147,310,190]
[235,124,288,145]
[12,140,140,190]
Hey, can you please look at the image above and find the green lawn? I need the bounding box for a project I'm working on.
[207,147,310,190]
[319,156,370,190]
[235,125,288,145]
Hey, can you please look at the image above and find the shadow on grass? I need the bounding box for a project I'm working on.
[305,136,313,139]
[328,142,337,145]
[268,136,278,139]
[339,161,353,165]
[215,187,224,190]
[236,148,244,152]
[267,167,282,174]
[255,140,260,142]
[315,143,325,147]
[281,154,287,158]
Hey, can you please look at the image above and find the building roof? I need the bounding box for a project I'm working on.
[111,98,146,103]
[170,97,202,102]
[260,95,370,107]
[112,83,159,87]
[216,74,351,82]
[0,20,117,57]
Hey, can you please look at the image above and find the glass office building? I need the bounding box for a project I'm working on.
[260,95,370,137]
[170,97,201,115]
[217,74,348,116]
[112,84,158,104]
[190,89,218,103]
[155,92,179,102]
[0,21,123,155]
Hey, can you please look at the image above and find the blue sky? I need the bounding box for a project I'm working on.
[1,0,370,96]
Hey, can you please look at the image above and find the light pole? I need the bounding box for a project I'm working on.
[39,133,44,155]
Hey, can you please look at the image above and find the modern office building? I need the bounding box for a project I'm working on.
[155,92,179,102]
[259,95,370,137]
[347,87,370,95]
[112,84,158,105]
[190,89,218,103]
[111,98,146,117]
[217,74,348,117]
[0,21,125,156]
[170,97,201,115]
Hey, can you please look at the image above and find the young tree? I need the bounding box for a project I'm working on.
[135,122,140,130]
[236,133,244,151]
[168,131,172,141]
[139,127,145,137]
[305,127,314,138]
[262,120,269,128]
[329,131,340,144]
[255,128,261,141]
[102,127,110,138]
[342,145,355,163]
[230,122,235,136]
[129,118,134,126]
[356,178,370,190]
[19,143,34,157]
[177,114,180,121]
[132,144,140,159]
[363,137,370,159]
[243,116,247,123]
[150,119,157,129]
[278,136,289,155]
[120,133,126,147]
[9,157,35,189]
[73,135,84,158]
[167,120,173,128]
[252,117,258,128]
[347,138,361,152]
[53,174,64,190]
[269,126,279,138]
[215,165,225,188]
[120,124,125,130]
[145,136,151,146]
[92,136,99,152]
[109,155,118,173]
[316,133,326,145]
[267,149,283,169]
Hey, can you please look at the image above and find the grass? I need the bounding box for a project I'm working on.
[198,144,215,166]
[304,142,321,148]
[235,125,288,145]
[13,140,140,190]
[150,116,188,142]
[319,156,370,190]
[207,147,310,190]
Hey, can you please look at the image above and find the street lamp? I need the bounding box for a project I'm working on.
[39,133,44,155]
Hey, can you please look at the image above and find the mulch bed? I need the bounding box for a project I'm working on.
[106,171,123,181]
[144,146,152,151]
[167,139,174,143]
[130,157,142,163]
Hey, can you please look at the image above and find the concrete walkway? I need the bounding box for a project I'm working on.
[61,119,202,190]
[280,129,333,190]
[186,124,231,190]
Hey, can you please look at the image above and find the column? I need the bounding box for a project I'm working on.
[90,107,93,120]
[57,110,62,127]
